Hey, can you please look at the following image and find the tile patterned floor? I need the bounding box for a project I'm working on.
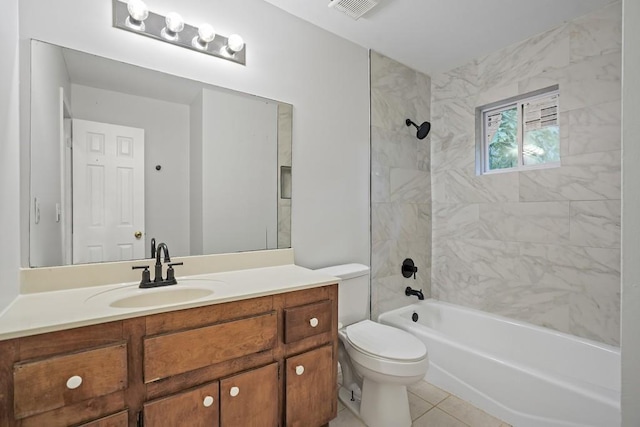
[330,379,511,427]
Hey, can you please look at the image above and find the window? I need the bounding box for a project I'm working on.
[477,86,560,174]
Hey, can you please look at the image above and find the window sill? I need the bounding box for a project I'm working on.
[480,161,561,176]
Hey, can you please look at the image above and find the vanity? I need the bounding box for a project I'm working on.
[0,251,339,427]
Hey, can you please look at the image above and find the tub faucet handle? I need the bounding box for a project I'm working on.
[402,258,418,279]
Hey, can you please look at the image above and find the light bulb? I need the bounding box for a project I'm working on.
[226,34,244,54]
[163,12,184,38]
[198,24,216,43]
[127,0,149,22]
[192,23,216,49]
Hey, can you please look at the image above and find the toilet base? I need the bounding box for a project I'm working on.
[339,380,412,427]
[360,378,412,427]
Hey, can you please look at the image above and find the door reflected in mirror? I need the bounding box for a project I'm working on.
[28,40,292,267]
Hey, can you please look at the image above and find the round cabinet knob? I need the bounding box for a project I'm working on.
[203,395,214,407]
[296,365,305,376]
[66,375,83,390]
[309,317,319,328]
[230,386,240,397]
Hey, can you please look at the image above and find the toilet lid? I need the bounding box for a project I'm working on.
[345,320,427,361]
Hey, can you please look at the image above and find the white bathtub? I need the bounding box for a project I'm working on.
[378,300,620,427]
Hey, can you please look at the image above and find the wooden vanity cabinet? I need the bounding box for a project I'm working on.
[0,284,338,427]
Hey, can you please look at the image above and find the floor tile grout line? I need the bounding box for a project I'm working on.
[412,405,438,426]
[413,405,472,427]
[408,389,439,407]
[408,392,441,421]
[434,404,473,427]
[435,394,505,427]
[407,387,451,407]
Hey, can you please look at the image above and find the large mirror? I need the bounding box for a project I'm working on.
[28,40,292,267]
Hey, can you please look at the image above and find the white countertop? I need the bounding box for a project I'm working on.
[0,264,339,341]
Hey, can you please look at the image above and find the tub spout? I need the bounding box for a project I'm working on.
[405,286,424,300]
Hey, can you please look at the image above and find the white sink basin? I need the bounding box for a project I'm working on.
[110,288,214,308]
[85,278,226,309]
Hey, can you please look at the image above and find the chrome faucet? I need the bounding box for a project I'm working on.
[133,242,182,288]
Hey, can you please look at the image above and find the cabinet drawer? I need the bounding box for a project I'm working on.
[13,343,128,419]
[284,300,332,344]
[144,312,277,382]
[144,382,219,427]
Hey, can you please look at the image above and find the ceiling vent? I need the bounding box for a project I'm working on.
[328,0,378,20]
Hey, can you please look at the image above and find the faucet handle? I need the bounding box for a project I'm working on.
[167,262,183,272]
[132,265,151,286]
[166,262,183,284]
[401,258,418,279]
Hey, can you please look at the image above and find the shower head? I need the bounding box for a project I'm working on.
[406,119,431,140]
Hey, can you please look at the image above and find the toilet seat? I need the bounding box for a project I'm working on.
[345,320,427,362]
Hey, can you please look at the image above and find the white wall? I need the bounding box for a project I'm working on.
[29,41,71,267]
[0,0,20,309]
[71,85,191,257]
[201,89,278,253]
[18,0,370,270]
[621,0,640,424]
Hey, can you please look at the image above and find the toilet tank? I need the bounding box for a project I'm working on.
[315,264,370,326]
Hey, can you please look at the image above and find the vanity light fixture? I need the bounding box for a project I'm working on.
[113,0,246,65]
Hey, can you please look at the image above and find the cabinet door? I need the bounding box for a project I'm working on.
[286,345,335,427]
[220,363,278,427]
[144,381,219,427]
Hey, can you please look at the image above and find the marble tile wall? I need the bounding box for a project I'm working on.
[277,103,292,248]
[431,2,622,345]
[370,51,431,318]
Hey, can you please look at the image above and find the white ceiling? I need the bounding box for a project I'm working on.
[263,0,614,75]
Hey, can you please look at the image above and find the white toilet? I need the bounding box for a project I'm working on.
[315,264,428,427]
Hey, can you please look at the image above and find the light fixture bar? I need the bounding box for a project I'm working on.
[112,0,246,66]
